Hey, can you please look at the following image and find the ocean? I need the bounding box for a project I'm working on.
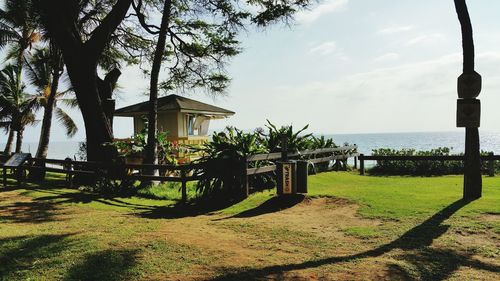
[2,131,500,160]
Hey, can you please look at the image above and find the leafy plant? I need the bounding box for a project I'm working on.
[370,147,464,176]
[259,120,312,153]
[195,127,270,199]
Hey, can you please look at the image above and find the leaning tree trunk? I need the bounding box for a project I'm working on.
[31,72,60,181]
[3,129,15,155]
[15,129,24,153]
[143,0,173,185]
[38,0,132,162]
[35,74,59,159]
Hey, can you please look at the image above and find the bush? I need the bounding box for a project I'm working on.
[195,127,271,199]
[369,147,494,176]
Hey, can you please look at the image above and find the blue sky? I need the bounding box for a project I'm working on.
[8,0,500,142]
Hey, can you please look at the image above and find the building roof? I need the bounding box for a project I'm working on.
[114,94,235,117]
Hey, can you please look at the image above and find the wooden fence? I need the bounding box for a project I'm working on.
[358,152,498,176]
[243,145,359,196]
[1,145,359,200]
[2,157,205,202]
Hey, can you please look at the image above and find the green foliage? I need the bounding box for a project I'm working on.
[0,64,38,132]
[370,147,465,176]
[195,127,271,199]
[260,119,312,153]
[196,121,355,198]
[110,124,178,166]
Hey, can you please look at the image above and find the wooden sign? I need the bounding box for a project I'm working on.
[282,163,293,194]
[457,99,480,128]
[457,71,481,99]
[3,153,31,168]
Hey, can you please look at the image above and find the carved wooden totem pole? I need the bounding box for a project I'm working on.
[454,0,482,200]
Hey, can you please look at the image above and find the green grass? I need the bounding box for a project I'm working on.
[1,171,499,280]
[223,172,500,220]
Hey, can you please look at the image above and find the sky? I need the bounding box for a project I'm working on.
[6,0,500,143]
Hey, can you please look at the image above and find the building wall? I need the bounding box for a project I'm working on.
[133,112,213,138]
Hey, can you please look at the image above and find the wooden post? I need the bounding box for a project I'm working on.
[488,152,495,177]
[281,135,288,161]
[241,158,249,198]
[354,156,358,169]
[65,158,73,187]
[464,128,482,200]
[3,167,6,187]
[360,154,365,175]
[181,170,187,203]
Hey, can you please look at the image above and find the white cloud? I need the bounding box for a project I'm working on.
[374,52,400,62]
[407,33,445,45]
[309,41,337,55]
[377,25,414,35]
[296,0,348,24]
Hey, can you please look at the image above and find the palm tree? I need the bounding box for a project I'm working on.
[0,115,15,154]
[0,0,39,66]
[25,47,78,159]
[0,64,38,153]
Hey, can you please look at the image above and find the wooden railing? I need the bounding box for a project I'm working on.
[243,145,359,196]
[2,158,205,202]
[1,145,358,200]
[358,152,498,176]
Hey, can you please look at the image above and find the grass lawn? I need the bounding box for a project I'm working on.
[0,172,498,280]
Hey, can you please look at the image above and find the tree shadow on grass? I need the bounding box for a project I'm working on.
[64,249,139,281]
[31,189,158,211]
[138,196,247,219]
[0,198,62,224]
[213,194,305,221]
[209,199,500,281]
[0,234,75,280]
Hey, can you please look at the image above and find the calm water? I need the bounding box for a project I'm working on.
[2,131,500,159]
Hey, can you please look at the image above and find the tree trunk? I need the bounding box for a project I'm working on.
[38,0,132,162]
[35,73,59,159]
[31,72,60,181]
[63,56,115,162]
[3,129,15,155]
[143,0,173,183]
[15,129,24,153]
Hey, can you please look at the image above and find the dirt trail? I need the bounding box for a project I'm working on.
[153,197,388,280]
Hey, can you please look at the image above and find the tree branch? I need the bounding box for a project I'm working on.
[84,0,133,61]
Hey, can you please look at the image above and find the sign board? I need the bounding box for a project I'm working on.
[457,99,480,128]
[3,153,31,168]
[282,163,293,194]
[457,72,481,99]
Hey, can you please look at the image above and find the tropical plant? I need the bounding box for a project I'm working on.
[0,64,38,153]
[0,0,39,66]
[259,120,312,153]
[111,125,177,166]
[195,127,271,199]
[25,47,78,159]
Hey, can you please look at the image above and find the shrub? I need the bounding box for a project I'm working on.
[195,127,271,199]
[368,147,493,176]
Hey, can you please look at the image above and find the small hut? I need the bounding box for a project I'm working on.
[114,94,234,145]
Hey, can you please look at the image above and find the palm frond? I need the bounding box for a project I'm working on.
[55,107,78,137]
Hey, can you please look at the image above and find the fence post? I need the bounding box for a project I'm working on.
[242,157,249,198]
[281,135,288,161]
[354,156,358,169]
[181,169,187,203]
[488,152,495,177]
[360,154,365,175]
[3,167,6,187]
